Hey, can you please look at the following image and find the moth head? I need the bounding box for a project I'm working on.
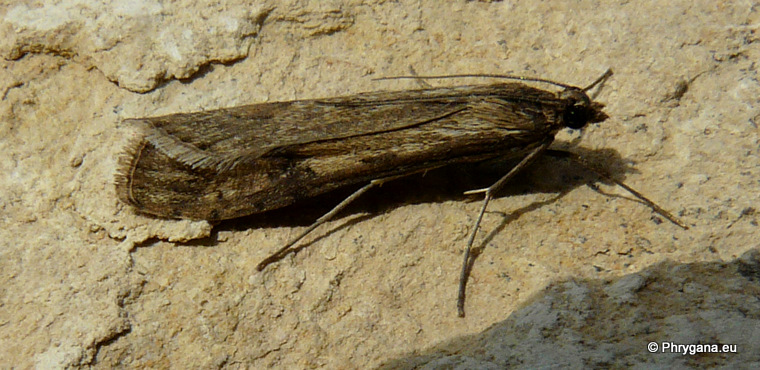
[559,88,608,130]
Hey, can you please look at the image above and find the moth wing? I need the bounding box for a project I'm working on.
[128,87,491,171]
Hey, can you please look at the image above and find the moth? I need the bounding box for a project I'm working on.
[116,69,687,316]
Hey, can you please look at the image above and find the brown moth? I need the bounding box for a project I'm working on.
[115,70,686,316]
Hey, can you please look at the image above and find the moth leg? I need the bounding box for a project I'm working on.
[408,65,434,88]
[256,174,408,271]
[457,140,553,317]
[544,149,688,229]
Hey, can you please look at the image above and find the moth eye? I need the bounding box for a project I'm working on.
[559,88,593,130]
[564,105,589,129]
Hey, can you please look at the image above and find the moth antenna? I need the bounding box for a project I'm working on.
[375,69,613,91]
[582,69,614,92]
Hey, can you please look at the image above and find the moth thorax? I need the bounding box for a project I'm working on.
[558,88,593,130]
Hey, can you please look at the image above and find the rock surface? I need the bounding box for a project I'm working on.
[1,0,759,368]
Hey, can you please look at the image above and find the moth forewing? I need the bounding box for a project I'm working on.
[116,82,588,221]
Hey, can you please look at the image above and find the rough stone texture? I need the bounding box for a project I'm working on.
[2,1,270,92]
[381,249,760,368]
[1,0,758,368]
